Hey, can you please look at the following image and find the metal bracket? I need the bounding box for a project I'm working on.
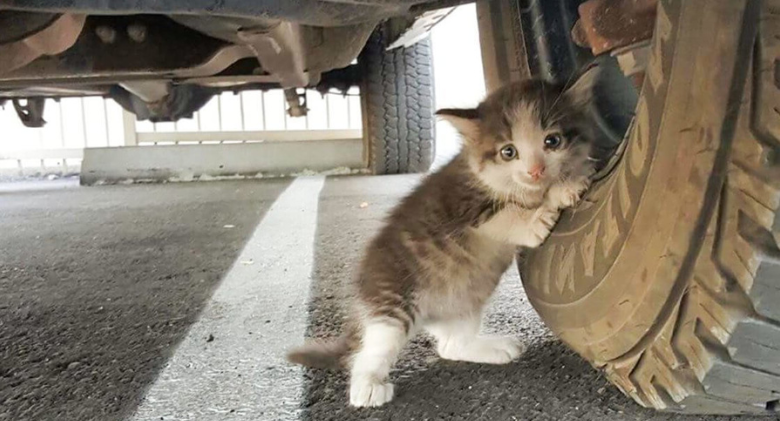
[387,7,455,50]
[12,97,46,127]
[238,22,311,88]
[284,88,308,117]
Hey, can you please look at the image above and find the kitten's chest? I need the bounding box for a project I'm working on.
[477,206,536,232]
[472,205,546,247]
[418,234,514,317]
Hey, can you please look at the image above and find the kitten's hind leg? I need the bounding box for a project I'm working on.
[349,318,409,408]
[426,314,525,365]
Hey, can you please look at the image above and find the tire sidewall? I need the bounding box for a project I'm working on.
[520,0,745,364]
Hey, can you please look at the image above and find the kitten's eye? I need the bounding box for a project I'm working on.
[544,133,563,150]
[499,145,518,161]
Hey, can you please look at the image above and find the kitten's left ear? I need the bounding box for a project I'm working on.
[436,108,480,141]
[563,64,600,108]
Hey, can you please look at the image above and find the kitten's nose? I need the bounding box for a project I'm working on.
[528,164,545,181]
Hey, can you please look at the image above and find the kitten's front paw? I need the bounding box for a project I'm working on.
[548,178,591,209]
[527,207,560,247]
[349,377,395,408]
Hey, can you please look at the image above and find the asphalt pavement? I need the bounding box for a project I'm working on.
[0,176,770,421]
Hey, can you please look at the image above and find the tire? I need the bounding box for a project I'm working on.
[360,26,435,174]
[520,0,780,415]
[475,0,531,93]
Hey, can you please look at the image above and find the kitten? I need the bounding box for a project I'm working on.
[288,68,598,408]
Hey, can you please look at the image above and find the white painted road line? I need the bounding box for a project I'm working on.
[131,176,326,421]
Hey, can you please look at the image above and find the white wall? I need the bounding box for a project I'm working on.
[431,4,486,168]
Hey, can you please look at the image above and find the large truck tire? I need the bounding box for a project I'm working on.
[521,0,780,414]
[360,26,435,174]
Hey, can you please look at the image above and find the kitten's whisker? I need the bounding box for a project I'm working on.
[544,69,583,123]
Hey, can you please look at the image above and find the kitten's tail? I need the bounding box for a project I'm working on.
[287,334,351,369]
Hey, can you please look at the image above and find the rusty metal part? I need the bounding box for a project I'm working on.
[171,15,372,86]
[12,97,46,127]
[0,16,252,88]
[573,0,657,55]
[237,22,311,88]
[0,13,86,76]
[284,88,308,117]
[571,19,590,49]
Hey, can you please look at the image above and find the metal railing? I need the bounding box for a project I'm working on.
[0,88,362,177]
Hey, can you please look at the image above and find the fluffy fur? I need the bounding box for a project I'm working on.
[287,69,599,408]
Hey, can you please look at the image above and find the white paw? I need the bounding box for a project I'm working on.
[535,206,560,228]
[349,377,395,408]
[525,232,547,248]
[527,206,560,247]
[471,337,526,364]
[557,187,581,208]
[440,336,526,365]
[548,178,591,209]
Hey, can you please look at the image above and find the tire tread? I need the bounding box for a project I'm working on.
[361,26,435,174]
[606,0,780,413]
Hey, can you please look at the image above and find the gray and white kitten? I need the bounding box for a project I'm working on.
[288,68,598,408]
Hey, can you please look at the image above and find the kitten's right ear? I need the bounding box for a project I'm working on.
[436,108,480,141]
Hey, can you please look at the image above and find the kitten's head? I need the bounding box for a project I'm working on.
[438,67,598,199]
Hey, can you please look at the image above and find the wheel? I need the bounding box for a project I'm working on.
[520,0,780,415]
[359,25,435,175]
